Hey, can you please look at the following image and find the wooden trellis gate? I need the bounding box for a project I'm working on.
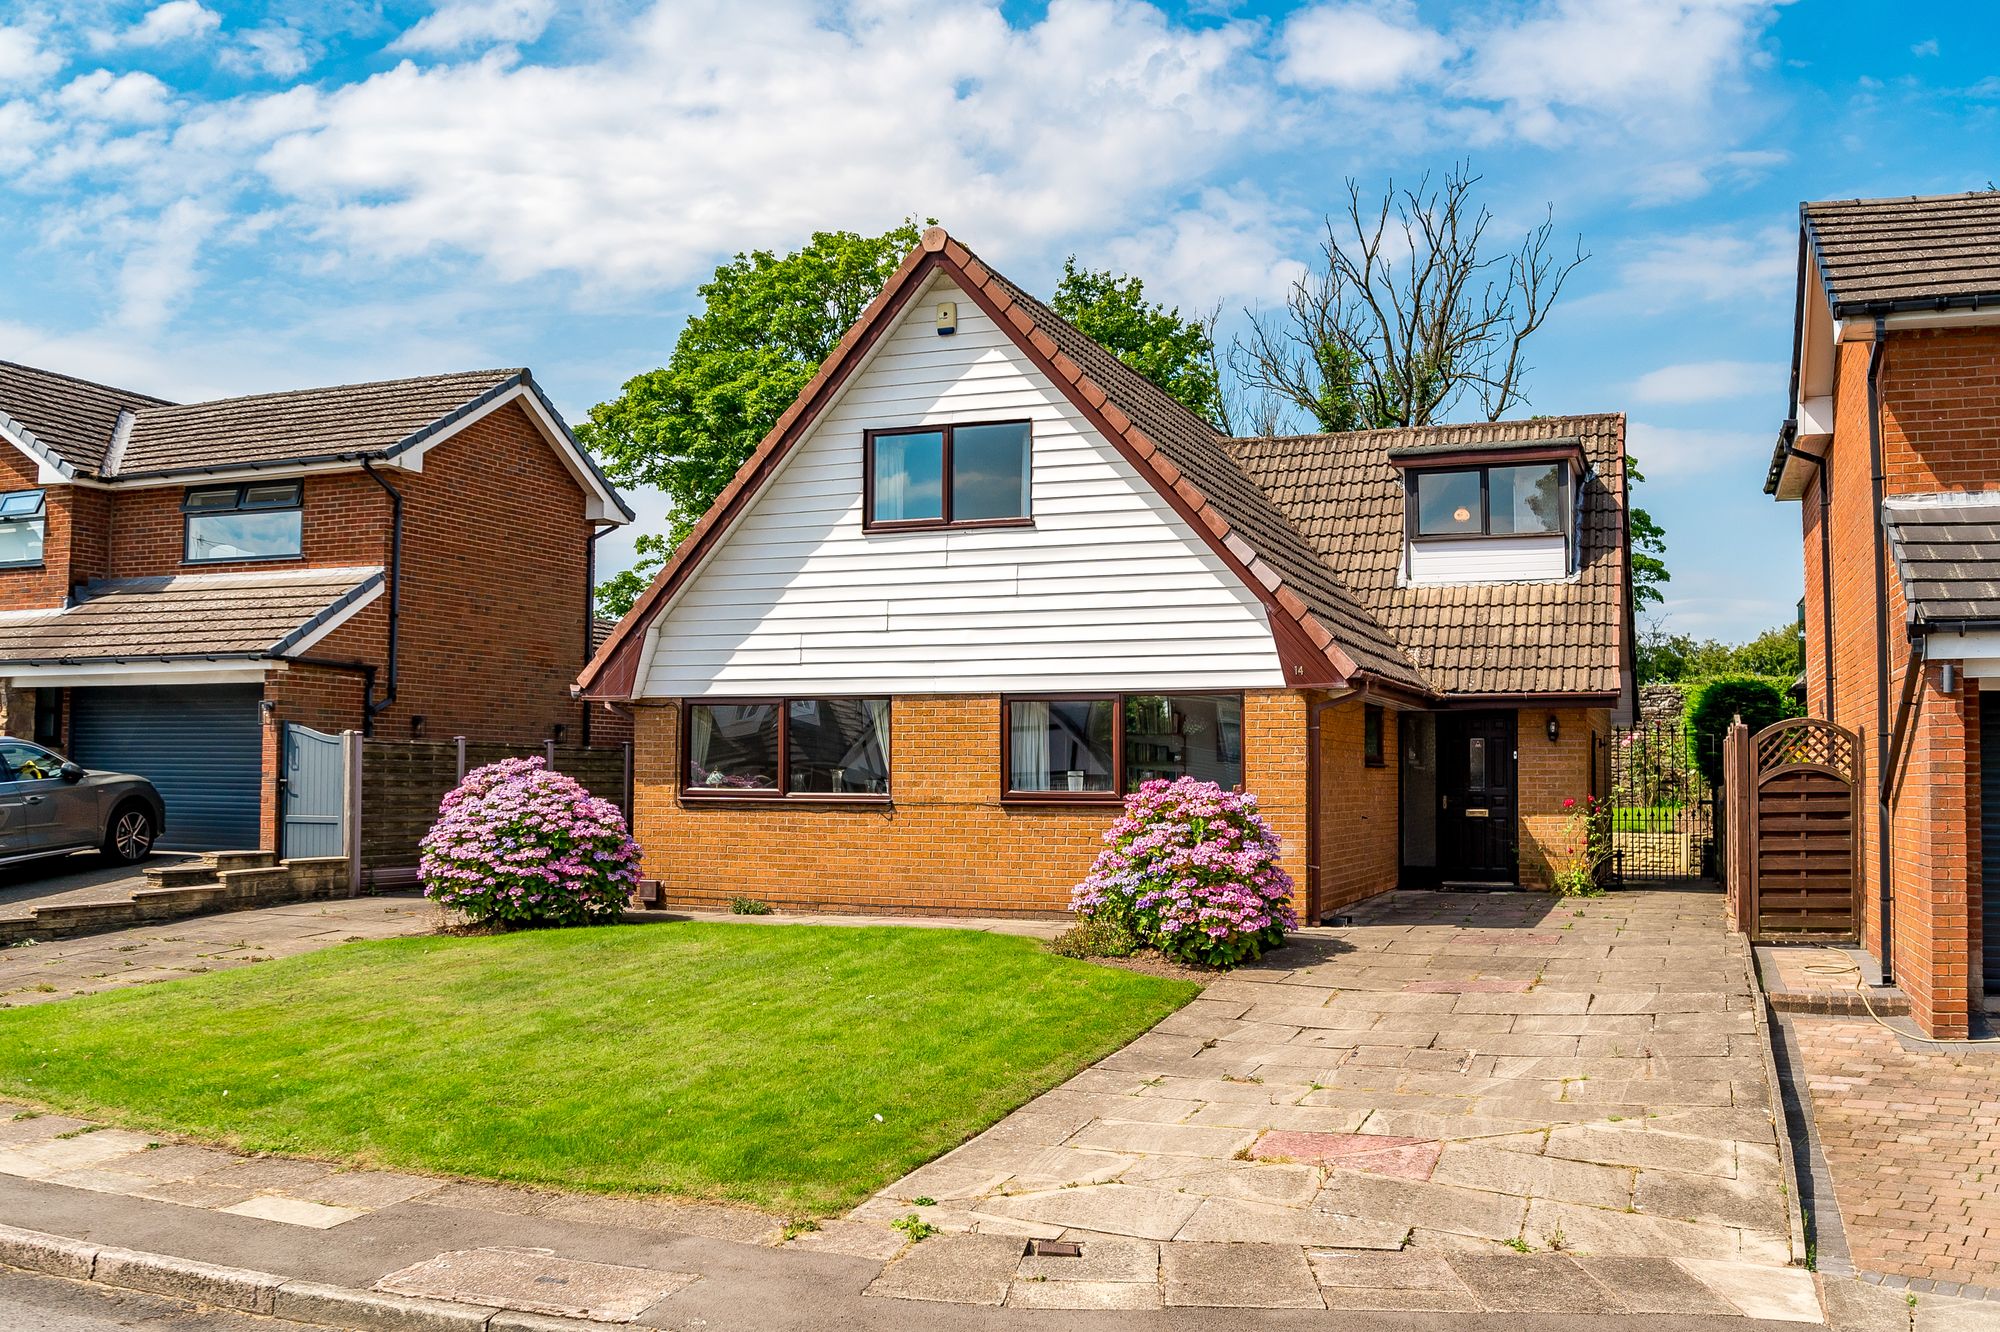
[1722,717,1859,940]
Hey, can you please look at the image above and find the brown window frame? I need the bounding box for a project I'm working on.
[1363,703,1385,767]
[1404,462,1570,543]
[1000,692,1246,805]
[679,696,892,804]
[862,420,1034,531]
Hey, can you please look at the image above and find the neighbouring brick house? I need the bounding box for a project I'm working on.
[582,228,1634,919]
[0,362,631,851]
[1765,189,2000,1037]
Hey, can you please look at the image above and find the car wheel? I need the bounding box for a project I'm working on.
[103,805,156,864]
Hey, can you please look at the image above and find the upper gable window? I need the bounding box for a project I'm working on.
[1413,463,1566,538]
[0,490,46,568]
[183,481,303,563]
[865,421,1031,529]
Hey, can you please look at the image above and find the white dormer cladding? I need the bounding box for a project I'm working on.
[637,276,1286,697]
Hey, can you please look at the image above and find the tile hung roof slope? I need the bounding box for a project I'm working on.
[1228,416,1629,697]
[119,369,522,475]
[0,566,383,663]
[1804,191,2000,315]
[0,360,171,474]
[1883,492,2000,626]
[979,268,1426,690]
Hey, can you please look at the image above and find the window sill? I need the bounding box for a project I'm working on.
[1000,793,1123,807]
[183,553,308,567]
[0,563,45,571]
[679,791,891,808]
[863,517,1035,534]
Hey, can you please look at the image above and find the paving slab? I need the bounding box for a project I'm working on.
[1678,1259,1823,1322]
[1003,1277,1161,1309]
[376,1246,698,1322]
[1160,1242,1323,1308]
[865,1233,1022,1306]
[1307,1249,1482,1311]
[1444,1252,1631,1313]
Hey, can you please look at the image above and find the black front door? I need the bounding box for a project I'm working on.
[1437,711,1518,884]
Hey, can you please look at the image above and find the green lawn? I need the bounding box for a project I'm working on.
[1610,805,1683,832]
[0,923,1194,1216]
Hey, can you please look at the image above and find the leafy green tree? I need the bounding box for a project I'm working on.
[1049,259,1226,429]
[581,220,925,615]
[1626,454,1668,611]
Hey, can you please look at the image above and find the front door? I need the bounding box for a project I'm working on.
[1437,711,1518,884]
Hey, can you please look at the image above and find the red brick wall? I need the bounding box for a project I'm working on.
[258,663,371,852]
[1799,325,2000,1036]
[1315,696,1399,914]
[0,448,79,609]
[631,690,1312,917]
[105,473,390,578]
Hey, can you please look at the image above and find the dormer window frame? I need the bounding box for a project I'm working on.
[1395,444,1584,542]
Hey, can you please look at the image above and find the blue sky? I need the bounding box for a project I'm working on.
[2,0,1995,642]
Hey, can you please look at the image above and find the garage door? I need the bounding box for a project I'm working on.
[69,684,264,851]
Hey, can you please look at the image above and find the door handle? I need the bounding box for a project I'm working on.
[23,795,42,805]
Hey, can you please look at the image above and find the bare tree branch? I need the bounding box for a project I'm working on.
[1231,163,1589,432]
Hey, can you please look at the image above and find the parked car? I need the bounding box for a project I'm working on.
[0,738,165,866]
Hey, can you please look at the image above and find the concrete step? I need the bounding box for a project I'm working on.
[210,850,279,874]
[143,863,220,890]
[216,867,291,900]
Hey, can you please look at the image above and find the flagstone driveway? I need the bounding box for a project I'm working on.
[840,886,1806,1313]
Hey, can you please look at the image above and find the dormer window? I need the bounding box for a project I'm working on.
[1395,441,1584,586]
[864,421,1031,529]
[1413,463,1567,538]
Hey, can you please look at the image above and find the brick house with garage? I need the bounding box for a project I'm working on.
[0,361,631,852]
[582,227,1634,920]
[1766,189,2000,1037]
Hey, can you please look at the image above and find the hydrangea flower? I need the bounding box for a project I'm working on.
[1068,777,1296,967]
[419,756,639,927]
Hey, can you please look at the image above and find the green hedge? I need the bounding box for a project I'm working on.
[1684,675,1803,789]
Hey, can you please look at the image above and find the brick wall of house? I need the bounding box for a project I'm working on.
[1517,707,1612,889]
[631,690,1317,917]
[1315,696,1399,915]
[105,472,391,578]
[257,663,371,852]
[0,447,78,610]
[1800,325,2000,1036]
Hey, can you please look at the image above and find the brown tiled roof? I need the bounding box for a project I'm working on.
[978,270,1423,689]
[0,360,170,475]
[1227,416,1629,697]
[120,370,522,475]
[0,566,383,663]
[1804,191,2000,316]
[1883,492,2000,626]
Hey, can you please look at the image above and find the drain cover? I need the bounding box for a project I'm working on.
[376,1247,697,1322]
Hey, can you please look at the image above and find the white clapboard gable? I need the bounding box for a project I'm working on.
[637,276,1285,697]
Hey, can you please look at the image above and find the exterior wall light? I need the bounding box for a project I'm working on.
[1546,714,1560,744]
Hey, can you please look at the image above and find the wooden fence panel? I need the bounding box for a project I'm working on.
[358,739,631,891]
[1746,719,1858,941]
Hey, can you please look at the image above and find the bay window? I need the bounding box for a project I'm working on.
[683,698,891,798]
[1003,693,1244,800]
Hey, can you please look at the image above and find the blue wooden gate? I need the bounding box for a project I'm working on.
[282,724,346,859]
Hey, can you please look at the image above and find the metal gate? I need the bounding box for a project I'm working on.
[1608,720,1717,882]
[281,724,347,859]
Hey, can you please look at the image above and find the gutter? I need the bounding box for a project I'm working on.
[1833,290,2000,320]
[360,460,403,733]
[1866,319,1892,984]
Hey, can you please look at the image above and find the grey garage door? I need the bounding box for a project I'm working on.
[69,684,264,851]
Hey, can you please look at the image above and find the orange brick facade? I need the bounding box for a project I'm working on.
[1517,707,1612,889]
[631,691,1602,919]
[0,399,613,852]
[1798,325,2000,1036]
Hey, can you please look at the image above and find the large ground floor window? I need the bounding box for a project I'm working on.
[684,698,891,798]
[1003,693,1243,801]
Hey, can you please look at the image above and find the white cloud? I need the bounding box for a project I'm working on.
[0,24,61,84]
[91,1,222,51]
[1279,2,1451,92]
[1912,38,1939,57]
[56,70,174,123]
[392,0,556,54]
[1607,224,1795,310]
[223,26,310,78]
[113,197,222,331]
[1626,421,1766,479]
[1098,188,1306,312]
[1630,359,1783,405]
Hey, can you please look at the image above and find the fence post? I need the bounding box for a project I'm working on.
[343,730,363,898]
[545,739,558,768]
[455,736,467,783]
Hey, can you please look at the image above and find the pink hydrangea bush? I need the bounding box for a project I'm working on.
[419,756,640,927]
[1069,777,1297,967]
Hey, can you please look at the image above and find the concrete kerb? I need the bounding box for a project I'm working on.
[1748,951,1811,1269]
[0,1223,591,1332]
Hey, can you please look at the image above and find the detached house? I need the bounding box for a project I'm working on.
[0,361,631,850]
[1766,189,2000,1037]
[582,228,1633,919]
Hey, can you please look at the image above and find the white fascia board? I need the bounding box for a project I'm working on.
[1922,631,2000,661]
[393,382,632,524]
[1958,658,2000,680]
[0,660,271,686]
[1839,307,2000,340]
[278,579,385,658]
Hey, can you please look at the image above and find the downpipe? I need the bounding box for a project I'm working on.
[1866,320,1892,984]
[360,461,404,735]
